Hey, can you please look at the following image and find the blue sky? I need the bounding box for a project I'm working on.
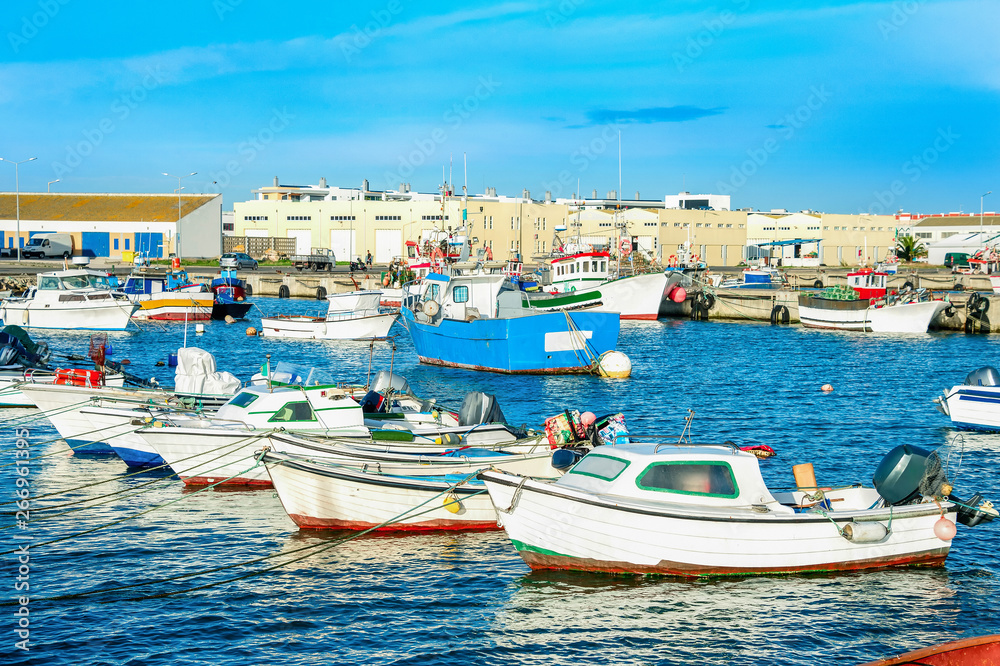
[1,0,996,215]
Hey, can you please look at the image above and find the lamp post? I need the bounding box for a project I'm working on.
[981,191,992,246]
[163,171,196,259]
[47,179,60,192]
[0,156,37,262]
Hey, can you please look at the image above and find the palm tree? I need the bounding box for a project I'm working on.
[896,235,926,262]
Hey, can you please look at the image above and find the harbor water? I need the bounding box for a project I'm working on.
[3,297,999,665]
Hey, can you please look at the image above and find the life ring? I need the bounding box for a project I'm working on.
[245,283,253,297]
[422,300,440,317]
[620,238,632,257]
[813,280,824,289]
[668,255,678,268]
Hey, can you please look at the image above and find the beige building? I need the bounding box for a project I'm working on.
[232,180,899,267]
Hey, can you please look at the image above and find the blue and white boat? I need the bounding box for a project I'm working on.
[399,272,620,374]
[935,366,1000,431]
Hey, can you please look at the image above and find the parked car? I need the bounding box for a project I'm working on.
[219,252,258,270]
[944,252,971,271]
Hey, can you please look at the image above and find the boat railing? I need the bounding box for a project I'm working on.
[619,435,741,455]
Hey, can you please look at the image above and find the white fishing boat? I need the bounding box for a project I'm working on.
[120,275,213,321]
[0,269,138,331]
[479,441,996,576]
[531,246,668,320]
[263,452,506,531]
[260,290,399,340]
[934,366,1000,432]
[135,381,531,486]
[21,347,240,457]
[798,269,949,333]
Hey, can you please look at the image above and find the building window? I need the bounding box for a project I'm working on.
[244,216,269,222]
[915,232,932,239]
[286,216,312,221]
[125,239,130,250]
[222,223,234,231]
[331,216,357,221]
[114,238,119,250]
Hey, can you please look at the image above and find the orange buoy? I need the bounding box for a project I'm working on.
[821,384,834,392]
[246,326,258,336]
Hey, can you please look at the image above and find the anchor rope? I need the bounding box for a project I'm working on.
[0,456,267,557]
[4,469,484,605]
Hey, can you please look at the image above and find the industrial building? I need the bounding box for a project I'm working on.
[232,178,900,267]
[0,192,222,259]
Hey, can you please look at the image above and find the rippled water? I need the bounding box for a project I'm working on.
[3,297,999,665]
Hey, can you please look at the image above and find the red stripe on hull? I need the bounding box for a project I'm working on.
[417,356,596,375]
[518,548,950,577]
[620,313,658,320]
[288,513,500,532]
[181,475,272,488]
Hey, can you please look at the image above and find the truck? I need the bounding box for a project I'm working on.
[21,233,73,259]
[291,248,336,271]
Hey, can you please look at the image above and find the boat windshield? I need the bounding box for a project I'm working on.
[87,275,112,290]
[269,362,334,387]
[38,276,63,290]
[61,275,91,289]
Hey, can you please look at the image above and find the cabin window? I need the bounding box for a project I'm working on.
[428,284,440,302]
[570,264,576,274]
[568,454,631,482]
[636,462,739,498]
[600,261,606,272]
[62,275,90,289]
[592,261,598,272]
[453,285,469,303]
[230,392,259,408]
[582,262,590,273]
[268,401,318,423]
[38,276,62,290]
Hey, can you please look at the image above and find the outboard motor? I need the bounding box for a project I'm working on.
[371,371,412,397]
[551,447,586,472]
[965,366,1000,387]
[873,444,933,505]
[359,390,388,414]
[458,391,506,426]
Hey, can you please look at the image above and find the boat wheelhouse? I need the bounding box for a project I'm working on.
[0,269,138,330]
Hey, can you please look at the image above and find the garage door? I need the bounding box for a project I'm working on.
[135,233,164,258]
[330,230,355,263]
[374,229,402,263]
[286,230,311,255]
[81,232,110,258]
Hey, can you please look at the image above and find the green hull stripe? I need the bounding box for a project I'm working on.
[511,538,570,558]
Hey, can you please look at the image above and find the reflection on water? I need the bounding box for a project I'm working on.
[3,303,1000,665]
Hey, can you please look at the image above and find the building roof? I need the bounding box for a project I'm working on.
[0,193,218,222]
[913,215,1000,227]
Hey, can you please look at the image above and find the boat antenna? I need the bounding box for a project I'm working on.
[389,337,396,378]
[678,408,694,445]
[366,339,375,388]
[265,353,272,393]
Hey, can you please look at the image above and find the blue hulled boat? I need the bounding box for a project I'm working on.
[400,272,620,374]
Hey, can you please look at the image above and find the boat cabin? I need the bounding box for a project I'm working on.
[325,291,383,321]
[847,269,889,300]
[122,276,167,297]
[215,384,369,435]
[35,269,116,293]
[556,444,789,510]
[405,272,532,323]
[550,252,610,293]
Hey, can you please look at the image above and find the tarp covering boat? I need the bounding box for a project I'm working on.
[174,347,241,396]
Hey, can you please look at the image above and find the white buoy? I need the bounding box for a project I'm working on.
[195,323,205,334]
[224,315,236,324]
[597,350,632,378]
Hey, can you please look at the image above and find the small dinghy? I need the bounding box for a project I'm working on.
[856,633,1000,665]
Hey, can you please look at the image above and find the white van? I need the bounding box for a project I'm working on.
[22,233,73,259]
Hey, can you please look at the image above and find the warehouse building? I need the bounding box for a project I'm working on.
[0,192,222,259]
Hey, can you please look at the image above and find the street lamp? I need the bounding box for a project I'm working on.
[981,191,992,245]
[47,179,60,192]
[0,156,37,262]
[163,172,196,259]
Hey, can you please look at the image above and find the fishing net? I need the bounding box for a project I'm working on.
[918,447,952,498]
[819,285,858,300]
[88,333,108,367]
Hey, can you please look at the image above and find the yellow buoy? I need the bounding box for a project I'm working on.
[443,493,462,514]
[246,326,258,336]
[597,350,632,378]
